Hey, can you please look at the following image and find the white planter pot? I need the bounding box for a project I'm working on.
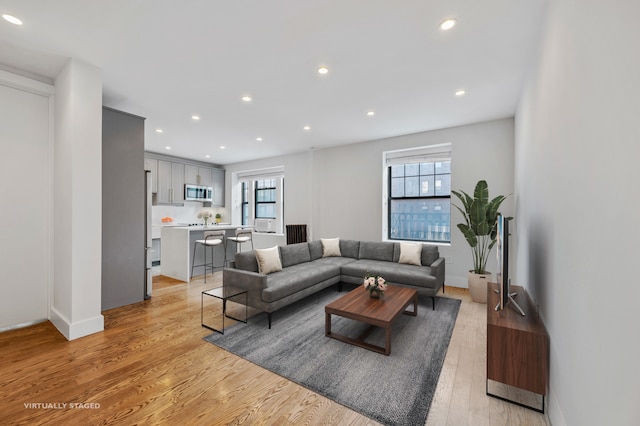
[468,271,491,303]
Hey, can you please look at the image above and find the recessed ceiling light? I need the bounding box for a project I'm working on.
[366,111,375,116]
[2,14,23,26]
[241,95,252,102]
[165,146,171,150]
[256,137,263,141]
[191,115,200,120]
[303,126,311,131]
[220,146,226,150]
[440,18,457,31]
[317,66,329,75]
[455,89,466,96]
[205,155,210,158]
[155,129,164,133]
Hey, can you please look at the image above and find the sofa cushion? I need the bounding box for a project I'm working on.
[255,246,283,274]
[321,238,342,257]
[399,242,422,266]
[235,250,259,272]
[262,262,340,303]
[279,243,311,268]
[358,241,394,262]
[339,240,360,259]
[312,256,357,268]
[341,259,436,289]
[308,240,323,261]
[421,245,439,266]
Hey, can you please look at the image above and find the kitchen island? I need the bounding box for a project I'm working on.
[161,225,252,282]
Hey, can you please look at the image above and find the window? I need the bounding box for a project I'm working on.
[255,178,277,218]
[384,144,451,243]
[235,166,285,233]
[241,182,249,226]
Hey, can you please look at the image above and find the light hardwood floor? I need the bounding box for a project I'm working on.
[0,273,549,425]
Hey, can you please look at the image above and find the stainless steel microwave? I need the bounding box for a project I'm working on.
[184,184,213,202]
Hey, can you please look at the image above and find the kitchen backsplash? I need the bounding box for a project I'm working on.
[152,201,226,226]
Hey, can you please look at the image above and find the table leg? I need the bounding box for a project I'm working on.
[325,312,331,336]
[385,325,391,355]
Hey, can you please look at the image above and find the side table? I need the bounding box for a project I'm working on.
[201,286,248,334]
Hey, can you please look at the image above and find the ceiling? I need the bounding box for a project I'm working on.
[0,0,548,165]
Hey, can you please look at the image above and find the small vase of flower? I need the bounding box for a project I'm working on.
[363,274,388,298]
[197,209,214,227]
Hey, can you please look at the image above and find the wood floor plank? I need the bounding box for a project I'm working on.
[0,273,548,425]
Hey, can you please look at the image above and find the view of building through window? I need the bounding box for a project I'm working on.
[255,178,277,218]
[388,160,451,242]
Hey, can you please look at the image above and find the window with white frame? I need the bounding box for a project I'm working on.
[383,144,451,243]
[237,167,284,233]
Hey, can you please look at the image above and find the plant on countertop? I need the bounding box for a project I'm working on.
[197,209,214,226]
[215,213,222,223]
[363,274,388,296]
[452,180,510,274]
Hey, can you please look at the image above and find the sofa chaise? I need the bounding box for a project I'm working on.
[223,238,445,328]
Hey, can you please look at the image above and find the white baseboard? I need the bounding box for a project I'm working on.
[50,307,104,341]
[444,274,468,288]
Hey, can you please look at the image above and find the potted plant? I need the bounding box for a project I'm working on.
[215,213,222,224]
[452,180,510,303]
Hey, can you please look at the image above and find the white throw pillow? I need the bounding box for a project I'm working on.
[321,238,342,257]
[398,242,422,266]
[255,246,283,274]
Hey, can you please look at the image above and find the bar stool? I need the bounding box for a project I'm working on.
[226,228,253,261]
[191,230,226,283]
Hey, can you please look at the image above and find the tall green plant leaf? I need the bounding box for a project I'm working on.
[457,224,477,247]
[453,180,510,274]
[473,180,489,205]
[469,199,487,234]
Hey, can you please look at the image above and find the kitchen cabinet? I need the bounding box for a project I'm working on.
[144,157,158,193]
[157,160,184,204]
[102,107,146,310]
[211,168,225,206]
[487,284,549,412]
[145,152,224,206]
[185,164,213,187]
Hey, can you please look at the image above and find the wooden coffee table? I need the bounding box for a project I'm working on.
[325,285,418,355]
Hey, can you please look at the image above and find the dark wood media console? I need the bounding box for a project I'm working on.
[486,284,549,412]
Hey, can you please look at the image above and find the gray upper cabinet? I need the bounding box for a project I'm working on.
[171,162,185,203]
[211,168,225,206]
[184,164,213,187]
[157,160,184,204]
[147,153,224,206]
[198,167,212,188]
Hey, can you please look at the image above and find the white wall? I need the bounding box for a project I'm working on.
[0,71,53,330]
[223,150,313,233]
[51,59,104,340]
[225,118,515,287]
[515,1,640,425]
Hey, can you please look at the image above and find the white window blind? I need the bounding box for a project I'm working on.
[237,166,285,183]
[384,143,451,166]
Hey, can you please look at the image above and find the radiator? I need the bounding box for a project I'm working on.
[286,224,307,244]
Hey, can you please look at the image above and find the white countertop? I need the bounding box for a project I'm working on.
[152,223,248,238]
[168,224,250,231]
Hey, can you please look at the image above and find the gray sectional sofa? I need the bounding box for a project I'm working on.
[223,239,445,328]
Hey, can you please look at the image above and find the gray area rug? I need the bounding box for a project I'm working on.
[204,286,461,426]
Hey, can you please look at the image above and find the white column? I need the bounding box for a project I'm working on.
[51,59,104,340]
